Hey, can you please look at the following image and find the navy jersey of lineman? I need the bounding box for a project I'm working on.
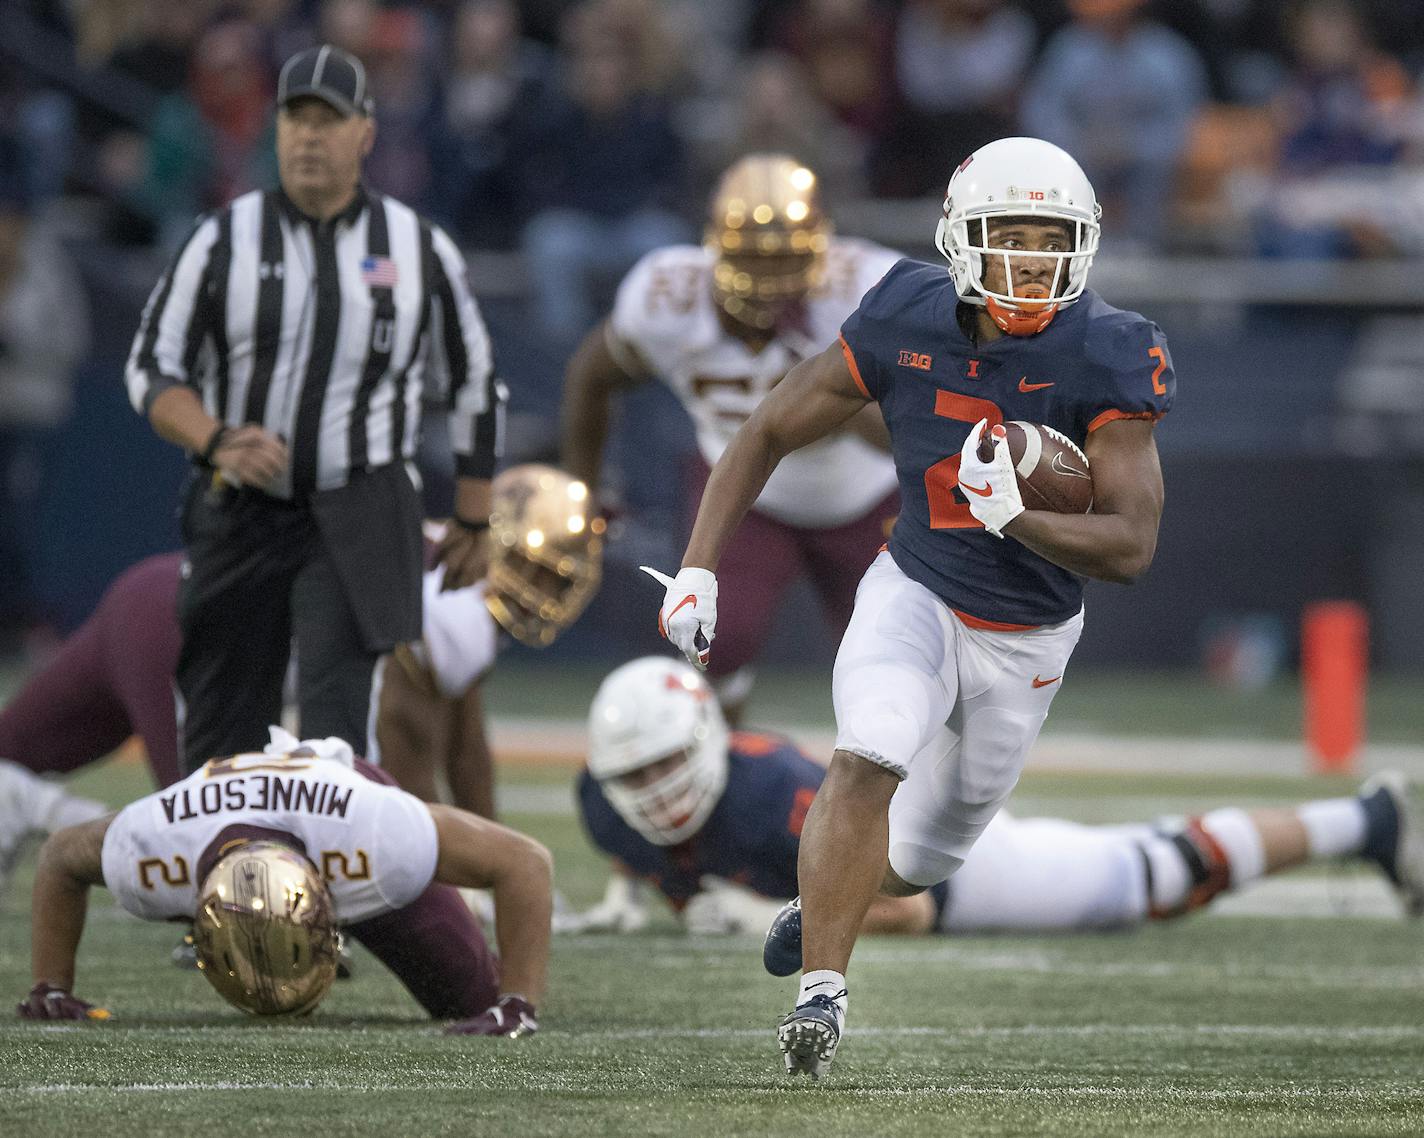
[577,732,824,908]
[839,259,1175,627]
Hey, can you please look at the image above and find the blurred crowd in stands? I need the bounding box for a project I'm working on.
[3,0,1424,263]
[2,0,1424,656]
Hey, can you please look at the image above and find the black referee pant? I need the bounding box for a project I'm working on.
[175,463,422,773]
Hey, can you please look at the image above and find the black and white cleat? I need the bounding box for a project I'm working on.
[777,993,843,1080]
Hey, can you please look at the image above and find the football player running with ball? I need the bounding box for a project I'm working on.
[650,138,1174,1077]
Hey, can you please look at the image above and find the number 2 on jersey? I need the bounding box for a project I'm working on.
[924,391,1003,529]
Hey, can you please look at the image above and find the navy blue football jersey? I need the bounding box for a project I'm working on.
[839,259,1175,626]
[577,731,823,908]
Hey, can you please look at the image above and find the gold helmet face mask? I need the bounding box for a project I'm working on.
[193,840,339,1017]
[485,464,605,648]
[706,154,831,332]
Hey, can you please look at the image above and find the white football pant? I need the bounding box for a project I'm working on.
[939,814,1153,932]
[833,551,1082,888]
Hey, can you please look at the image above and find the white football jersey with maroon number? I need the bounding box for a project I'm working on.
[419,572,500,698]
[609,237,901,528]
[101,753,438,924]
[408,521,500,698]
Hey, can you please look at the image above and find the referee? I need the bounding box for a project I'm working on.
[125,45,505,773]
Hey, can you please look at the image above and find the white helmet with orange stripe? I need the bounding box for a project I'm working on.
[587,657,730,846]
[934,137,1101,336]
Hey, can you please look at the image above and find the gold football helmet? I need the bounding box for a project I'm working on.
[192,840,339,1017]
[706,154,831,331]
[485,464,605,647]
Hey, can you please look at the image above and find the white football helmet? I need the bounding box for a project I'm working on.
[587,657,730,846]
[934,137,1101,335]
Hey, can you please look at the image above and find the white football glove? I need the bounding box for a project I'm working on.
[264,725,355,768]
[682,876,787,936]
[641,565,716,670]
[957,418,1024,538]
[553,874,651,935]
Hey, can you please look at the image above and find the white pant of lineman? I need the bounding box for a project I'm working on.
[832,551,1083,889]
[939,814,1152,933]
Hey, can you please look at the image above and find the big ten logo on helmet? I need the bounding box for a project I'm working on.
[1007,186,1046,202]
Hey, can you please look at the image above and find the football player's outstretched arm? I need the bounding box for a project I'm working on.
[445,682,497,821]
[375,655,442,803]
[20,816,113,1018]
[559,320,648,490]
[428,804,553,1005]
[682,343,869,571]
[845,402,892,452]
[1005,418,1164,584]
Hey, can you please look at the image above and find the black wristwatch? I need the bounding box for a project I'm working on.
[200,425,232,467]
[453,515,491,534]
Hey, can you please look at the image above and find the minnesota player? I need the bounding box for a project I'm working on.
[16,730,548,1035]
[560,154,902,720]
[0,465,601,841]
[650,137,1173,1076]
[571,658,1424,943]
[377,465,604,816]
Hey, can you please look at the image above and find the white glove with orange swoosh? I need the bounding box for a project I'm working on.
[957,418,1024,538]
[641,565,716,669]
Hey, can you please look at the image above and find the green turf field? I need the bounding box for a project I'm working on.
[4,749,1424,1137]
[480,664,1424,744]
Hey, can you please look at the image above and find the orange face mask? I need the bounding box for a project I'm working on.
[985,284,1059,336]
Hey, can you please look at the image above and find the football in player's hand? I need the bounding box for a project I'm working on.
[998,422,1093,514]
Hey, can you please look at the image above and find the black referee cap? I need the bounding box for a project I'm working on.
[277,45,373,118]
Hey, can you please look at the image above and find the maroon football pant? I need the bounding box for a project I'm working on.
[685,459,899,679]
[348,760,500,1018]
[344,882,500,1020]
[0,553,182,787]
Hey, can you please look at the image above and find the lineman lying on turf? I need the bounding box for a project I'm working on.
[565,657,1424,944]
[15,730,549,1034]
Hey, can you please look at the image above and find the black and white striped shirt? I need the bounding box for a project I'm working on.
[126,187,504,498]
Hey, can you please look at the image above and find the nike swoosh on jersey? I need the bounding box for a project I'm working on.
[1018,377,1055,392]
[960,480,994,498]
[1032,674,1062,688]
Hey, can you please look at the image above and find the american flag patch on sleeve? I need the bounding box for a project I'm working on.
[360,256,399,288]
